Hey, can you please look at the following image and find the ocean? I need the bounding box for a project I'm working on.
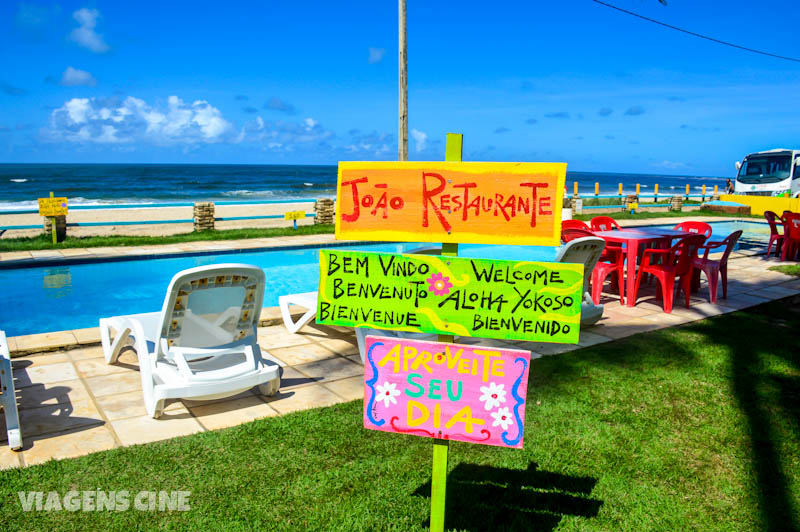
[0,163,729,210]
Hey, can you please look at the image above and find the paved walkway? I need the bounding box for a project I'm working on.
[2,223,799,470]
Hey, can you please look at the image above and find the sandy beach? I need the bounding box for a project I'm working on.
[0,201,320,238]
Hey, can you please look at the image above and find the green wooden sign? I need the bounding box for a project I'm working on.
[317,250,583,344]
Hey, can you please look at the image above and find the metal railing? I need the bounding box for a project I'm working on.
[0,199,318,231]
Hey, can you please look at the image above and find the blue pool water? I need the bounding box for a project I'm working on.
[2,219,769,337]
[0,242,558,336]
[644,220,771,248]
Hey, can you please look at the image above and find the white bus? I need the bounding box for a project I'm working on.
[734,149,800,197]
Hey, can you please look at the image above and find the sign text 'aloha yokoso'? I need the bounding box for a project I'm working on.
[335,162,566,246]
[317,250,583,343]
[364,336,531,448]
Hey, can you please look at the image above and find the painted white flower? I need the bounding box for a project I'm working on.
[478,382,506,411]
[491,407,514,430]
[375,381,401,407]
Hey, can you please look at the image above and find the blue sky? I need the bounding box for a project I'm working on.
[1,0,799,176]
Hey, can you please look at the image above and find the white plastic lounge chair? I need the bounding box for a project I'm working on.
[0,330,22,450]
[278,291,318,334]
[99,264,280,418]
[555,236,606,326]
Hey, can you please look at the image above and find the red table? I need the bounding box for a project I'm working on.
[592,229,694,307]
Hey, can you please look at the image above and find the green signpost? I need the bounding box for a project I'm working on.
[325,133,578,531]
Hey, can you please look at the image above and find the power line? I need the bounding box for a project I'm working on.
[591,0,800,63]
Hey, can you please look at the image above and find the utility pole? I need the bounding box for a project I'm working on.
[398,0,408,161]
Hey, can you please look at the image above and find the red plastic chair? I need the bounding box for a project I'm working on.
[590,216,621,231]
[674,221,712,239]
[764,211,786,258]
[631,234,706,313]
[691,230,742,303]
[591,241,625,305]
[562,228,625,303]
[562,219,591,231]
[561,227,594,242]
[782,213,800,261]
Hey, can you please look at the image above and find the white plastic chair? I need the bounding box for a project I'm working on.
[278,292,318,334]
[555,236,606,326]
[99,264,280,418]
[0,330,22,450]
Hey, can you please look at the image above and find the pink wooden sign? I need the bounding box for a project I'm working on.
[363,336,531,448]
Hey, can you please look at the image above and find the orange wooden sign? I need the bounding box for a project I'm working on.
[335,162,566,246]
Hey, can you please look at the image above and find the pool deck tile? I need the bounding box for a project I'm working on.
[316,337,360,357]
[321,376,365,402]
[5,335,18,355]
[17,379,91,410]
[0,446,22,470]
[84,371,144,398]
[577,331,614,347]
[13,361,79,388]
[750,284,800,299]
[28,250,63,259]
[266,343,337,366]
[57,248,93,257]
[293,357,363,382]
[73,358,131,378]
[265,384,345,415]
[256,325,315,349]
[65,345,105,360]
[13,331,78,354]
[15,399,103,439]
[73,327,101,345]
[11,352,70,368]
[0,251,33,262]
[110,407,203,446]
[23,426,117,466]
[189,396,279,431]
[279,366,322,390]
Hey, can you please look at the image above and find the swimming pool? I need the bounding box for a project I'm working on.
[0,242,558,336]
[2,219,769,337]
[644,220,770,250]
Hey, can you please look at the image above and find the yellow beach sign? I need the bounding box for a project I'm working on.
[38,197,68,217]
[284,210,305,220]
[335,161,567,246]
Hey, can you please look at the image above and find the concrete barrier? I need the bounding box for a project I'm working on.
[720,195,800,216]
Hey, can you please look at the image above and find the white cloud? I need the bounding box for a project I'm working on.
[343,130,393,157]
[60,66,97,87]
[411,128,427,152]
[652,160,688,170]
[69,8,109,53]
[235,115,334,150]
[46,95,233,144]
[368,47,386,64]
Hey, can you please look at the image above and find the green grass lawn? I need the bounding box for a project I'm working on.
[770,264,800,277]
[2,300,799,531]
[0,224,335,253]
